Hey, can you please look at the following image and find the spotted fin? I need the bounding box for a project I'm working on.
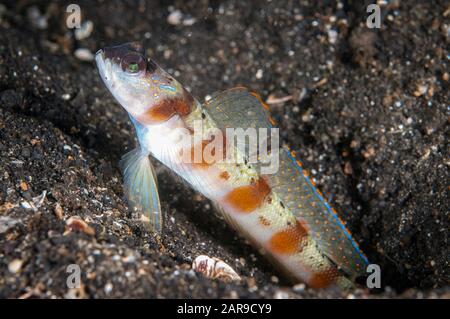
[266,149,369,278]
[120,148,163,232]
[203,87,274,129]
[203,87,275,164]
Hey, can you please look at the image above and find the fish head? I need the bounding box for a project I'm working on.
[96,42,189,124]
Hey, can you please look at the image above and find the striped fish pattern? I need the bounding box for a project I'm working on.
[95,42,369,289]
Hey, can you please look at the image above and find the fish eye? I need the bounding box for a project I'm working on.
[128,62,139,73]
[121,52,146,74]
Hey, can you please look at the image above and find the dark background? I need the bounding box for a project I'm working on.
[0,0,448,298]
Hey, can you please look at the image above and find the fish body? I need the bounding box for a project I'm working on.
[96,42,369,289]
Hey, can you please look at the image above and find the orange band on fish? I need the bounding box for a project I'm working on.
[269,220,307,254]
[137,94,193,124]
[224,177,271,213]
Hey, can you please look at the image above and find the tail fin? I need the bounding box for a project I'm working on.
[120,148,163,232]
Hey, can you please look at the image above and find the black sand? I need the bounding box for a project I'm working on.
[0,1,448,298]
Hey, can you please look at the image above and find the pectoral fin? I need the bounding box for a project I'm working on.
[120,148,163,232]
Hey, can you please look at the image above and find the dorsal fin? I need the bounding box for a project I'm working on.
[203,87,277,165]
[203,87,275,130]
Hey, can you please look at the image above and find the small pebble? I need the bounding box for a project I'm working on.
[122,255,136,263]
[292,283,306,292]
[104,282,113,294]
[8,259,23,273]
[19,181,28,191]
[256,69,263,79]
[443,72,449,81]
[74,48,94,62]
[75,21,94,40]
[65,216,95,236]
[327,29,338,44]
[54,203,64,220]
[167,10,183,25]
[274,289,290,299]
[182,16,196,26]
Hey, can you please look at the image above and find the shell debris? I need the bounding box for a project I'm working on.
[192,255,241,282]
[65,216,95,236]
[20,190,47,211]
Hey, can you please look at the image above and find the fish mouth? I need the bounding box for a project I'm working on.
[95,48,106,67]
[95,47,121,96]
[95,48,104,59]
[95,48,110,85]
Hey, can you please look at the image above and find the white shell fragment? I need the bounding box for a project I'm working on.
[65,216,95,236]
[192,255,241,282]
[75,21,94,40]
[74,48,94,61]
[20,190,47,211]
[8,259,23,273]
[167,10,183,25]
[167,10,196,26]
